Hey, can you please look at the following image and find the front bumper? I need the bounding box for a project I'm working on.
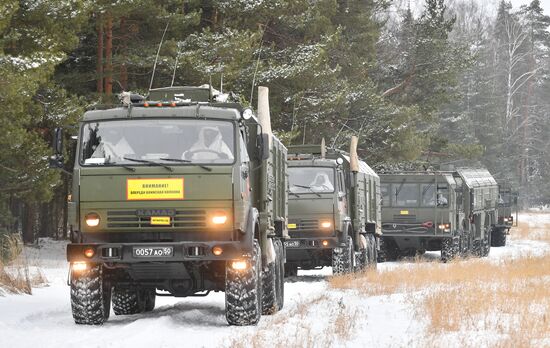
[67,241,250,263]
[283,237,338,250]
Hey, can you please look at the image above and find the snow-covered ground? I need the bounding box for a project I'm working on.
[1,212,549,348]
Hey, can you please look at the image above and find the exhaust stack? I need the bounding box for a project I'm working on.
[321,138,326,159]
[257,86,272,146]
[350,136,359,172]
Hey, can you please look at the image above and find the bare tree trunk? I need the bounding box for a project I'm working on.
[104,12,113,97]
[22,203,35,244]
[96,13,104,94]
[119,17,128,91]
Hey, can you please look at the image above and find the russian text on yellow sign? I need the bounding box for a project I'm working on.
[287,223,297,229]
[400,210,409,215]
[127,178,184,200]
[151,216,171,225]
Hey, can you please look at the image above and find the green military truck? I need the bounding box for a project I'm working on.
[492,181,518,247]
[50,85,287,326]
[285,137,381,275]
[379,168,498,261]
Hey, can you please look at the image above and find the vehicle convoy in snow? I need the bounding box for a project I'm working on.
[491,181,518,247]
[50,85,288,326]
[285,137,381,275]
[378,168,499,261]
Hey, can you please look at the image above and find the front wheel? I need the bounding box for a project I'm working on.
[332,235,354,275]
[70,264,111,325]
[225,240,262,326]
[491,227,507,247]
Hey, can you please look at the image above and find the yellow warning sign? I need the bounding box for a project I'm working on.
[127,178,184,201]
[151,216,171,225]
[288,223,297,229]
[400,210,409,215]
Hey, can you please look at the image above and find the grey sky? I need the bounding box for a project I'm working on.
[510,0,550,13]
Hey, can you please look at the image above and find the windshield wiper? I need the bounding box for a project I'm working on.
[293,184,321,197]
[395,179,406,199]
[104,158,135,172]
[159,158,212,172]
[123,157,173,172]
[289,191,301,198]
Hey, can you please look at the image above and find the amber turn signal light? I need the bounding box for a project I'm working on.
[212,246,223,256]
[83,248,95,258]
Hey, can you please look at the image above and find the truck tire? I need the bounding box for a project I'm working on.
[377,237,387,263]
[70,264,111,325]
[112,288,145,315]
[226,240,262,326]
[274,239,285,311]
[481,230,491,257]
[332,235,354,275]
[472,239,482,257]
[261,253,278,315]
[441,237,459,262]
[491,227,507,247]
[368,235,377,269]
[284,263,298,278]
[144,289,156,312]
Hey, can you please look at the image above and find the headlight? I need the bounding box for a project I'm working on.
[320,221,332,229]
[85,213,100,227]
[211,213,228,225]
[438,223,451,231]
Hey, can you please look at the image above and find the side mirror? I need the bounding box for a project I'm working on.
[54,128,63,155]
[258,133,270,161]
[49,128,64,169]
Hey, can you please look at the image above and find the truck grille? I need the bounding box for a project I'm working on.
[392,214,417,223]
[107,210,206,229]
[297,219,319,230]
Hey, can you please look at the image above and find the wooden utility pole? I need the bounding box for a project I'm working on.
[104,12,113,97]
[96,13,104,94]
[119,17,128,91]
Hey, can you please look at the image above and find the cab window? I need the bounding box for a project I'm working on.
[393,183,418,207]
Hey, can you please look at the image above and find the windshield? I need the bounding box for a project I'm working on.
[394,183,418,207]
[80,119,235,165]
[289,167,335,193]
[499,191,512,206]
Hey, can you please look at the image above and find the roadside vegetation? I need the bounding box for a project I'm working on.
[329,222,550,347]
[0,236,47,295]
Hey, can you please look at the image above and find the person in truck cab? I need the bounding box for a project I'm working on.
[183,126,234,161]
[310,172,334,192]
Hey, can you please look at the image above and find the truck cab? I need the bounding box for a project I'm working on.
[51,86,287,326]
[285,141,380,275]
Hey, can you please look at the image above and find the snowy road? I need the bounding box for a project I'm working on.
[1,212,549,348]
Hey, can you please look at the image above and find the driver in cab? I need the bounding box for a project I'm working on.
[183,126,234,161]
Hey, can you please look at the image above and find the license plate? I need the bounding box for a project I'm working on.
[133,246,174,258]
[284,240,301,248]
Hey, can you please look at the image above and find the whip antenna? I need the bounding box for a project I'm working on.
[149,21,170,91]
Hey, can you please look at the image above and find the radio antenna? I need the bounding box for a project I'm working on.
[149,21,170,91]
[171,52,179,87]
[249,23,267,104]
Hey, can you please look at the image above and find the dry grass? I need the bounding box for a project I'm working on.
[512,220,550,242]
[419,254,550,347]
[227,294,362,348]
[330,249,550,347]
[0,240,47,295]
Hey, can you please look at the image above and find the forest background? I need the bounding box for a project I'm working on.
[1,0,549,242]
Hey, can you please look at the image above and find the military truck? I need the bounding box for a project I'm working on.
[492,181,518,247]
[285,137,381,275]
[379,168,498,261]
[50,85,287,326]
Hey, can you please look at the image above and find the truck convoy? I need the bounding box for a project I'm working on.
[492,181,518,247]
[378,168,499,261]
[50,85,288,326]
[285,138,381,275]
